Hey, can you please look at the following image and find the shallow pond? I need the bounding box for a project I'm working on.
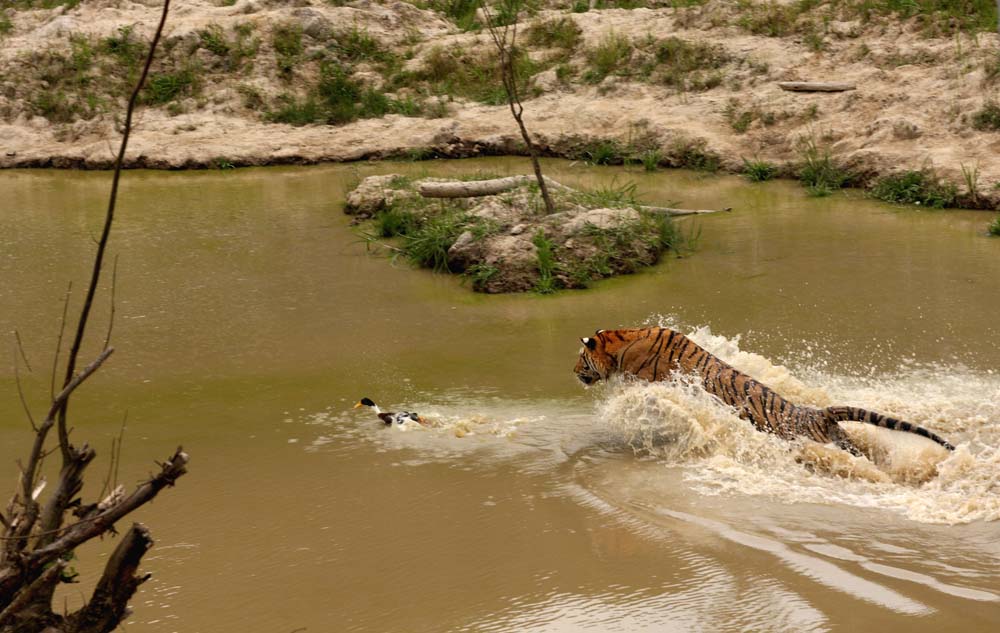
[2,158,1000,631]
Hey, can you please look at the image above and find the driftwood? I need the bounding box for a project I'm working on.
[418,175,568,198]
[418,176,726,216]
[641,205,729,217]
[0,2,188,632]
[777,81,857,92]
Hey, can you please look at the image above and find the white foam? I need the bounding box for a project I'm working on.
[597,325,1000,525]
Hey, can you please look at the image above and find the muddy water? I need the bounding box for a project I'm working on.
[2,159,1000,632]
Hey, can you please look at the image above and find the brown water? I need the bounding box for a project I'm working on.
[2,159,999,632]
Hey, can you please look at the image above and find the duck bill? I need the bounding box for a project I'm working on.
[353,402,363,409]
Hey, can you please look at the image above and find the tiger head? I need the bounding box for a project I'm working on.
[574,330,616,385]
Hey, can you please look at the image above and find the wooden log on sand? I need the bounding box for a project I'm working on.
[418,176,726,216]
[777,81,856,92]
[418,175,568,198]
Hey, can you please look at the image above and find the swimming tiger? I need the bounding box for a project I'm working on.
[574,327,955,453]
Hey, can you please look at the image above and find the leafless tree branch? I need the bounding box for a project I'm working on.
[480,0,556,214]
[51,282,73,400]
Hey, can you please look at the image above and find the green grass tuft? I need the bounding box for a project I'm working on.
[971,101,1000,132]
[272,23,303,76]
[584,31,633,83]
[525,17,581,50]
[640,149,662,172]
[742,158,777,182]
[144,67,199,105]
[988,215,1000,236]
[796,136,849,196]
[870,169,957,208]
[405,211,465,271]
[532,230,558,294]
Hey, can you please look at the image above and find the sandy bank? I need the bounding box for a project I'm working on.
[1,0,999,208]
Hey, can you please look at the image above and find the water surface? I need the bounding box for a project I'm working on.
[1,159,999,631]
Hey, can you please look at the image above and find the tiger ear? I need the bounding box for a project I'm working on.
[581,337,597,350]
[595,329,605,335]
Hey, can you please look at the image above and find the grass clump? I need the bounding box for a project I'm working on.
[742,157,777,181]
[532,230,558,294]
[582,140,625,165]
[971,101,1000,131]
[670,138,720,172]
[466,263,500,290]
[143,67,199,105]
[374,205,421,238]
[870,169,957,208]
[198,23,258,72]
[401,45,539,105]
[101,25,145,73]
[269,62,424,126]
[735,0,997,38]
[796,136,849,196]
[367,196,467,272]
[427,0,481,31]
[573,179,640,209]
[737,1,799,37]
[403,210,467,271]
[988,215,1000,236]
[525,17,581,51]
[332,27,395,64]
[572,212,683,287]
[583,31,633,83]
[640,149,662,172]
[272,23,303,76]
[0,14,12,38]
[643,36,729,91]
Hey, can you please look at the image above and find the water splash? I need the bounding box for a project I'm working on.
[598,325,1000,525]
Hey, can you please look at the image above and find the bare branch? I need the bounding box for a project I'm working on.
[12,341,37,431]
[479,0,556,214]
[51,282,73,400]
[32,449,186,568]
[0,560,66,628]
[102,255,118,352]
[12,348,115,548]
[13,331,31,373]
[70,523,153,633]
[57,0,173,455]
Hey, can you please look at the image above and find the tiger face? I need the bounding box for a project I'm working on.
[574,332,615,385]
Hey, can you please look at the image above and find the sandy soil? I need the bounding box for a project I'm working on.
[1,0,999,207]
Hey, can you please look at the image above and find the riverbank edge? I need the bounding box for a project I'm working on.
[5,135,998,212]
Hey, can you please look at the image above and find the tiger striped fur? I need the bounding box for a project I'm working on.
[574,327,955,452]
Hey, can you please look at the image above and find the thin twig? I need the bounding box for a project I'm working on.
[19,348,115,524]
[100,411,128,501]
[103,254,119,351]
[57,0,172,457]
[113,410,127,491]
[13,330,31,373]
[12,342,37,431]
[50,281,72,400]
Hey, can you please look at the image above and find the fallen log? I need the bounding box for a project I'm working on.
[418,175,569,198]
[418,176,726,216]
[641,205,730,217]
[777,81,856,92]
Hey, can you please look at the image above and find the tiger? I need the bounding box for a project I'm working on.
[574,326,955,454]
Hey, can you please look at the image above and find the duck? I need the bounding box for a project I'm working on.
[353,397,427,426]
